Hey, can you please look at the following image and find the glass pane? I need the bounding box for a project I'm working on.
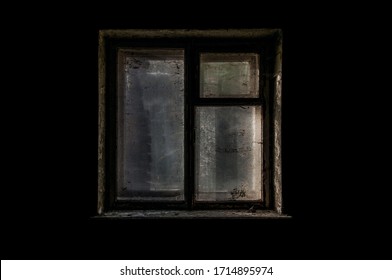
[195,106,262,201]
[117,49,184,201]
[200,53,259,98]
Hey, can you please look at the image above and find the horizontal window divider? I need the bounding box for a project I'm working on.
[192,203,264,210]
[113,201,189,210]
[192,100,263,106]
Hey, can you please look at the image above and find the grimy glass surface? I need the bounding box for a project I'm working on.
[195,106,262,201]
[200,53,259,98]
[117,49,184,200]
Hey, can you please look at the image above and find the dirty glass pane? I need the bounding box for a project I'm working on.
[117,49,184,201]
[195,106,262,201]
[200,53,259,98]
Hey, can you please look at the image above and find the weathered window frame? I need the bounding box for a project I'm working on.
[98,29,284,218]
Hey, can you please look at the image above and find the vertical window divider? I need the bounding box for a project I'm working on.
[186,41,197,210]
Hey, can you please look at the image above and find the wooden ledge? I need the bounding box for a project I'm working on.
[93,210,290,219]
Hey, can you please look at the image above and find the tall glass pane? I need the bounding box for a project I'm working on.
[195,106,262,201]
[200,53,259,98]
[117,49,184,200]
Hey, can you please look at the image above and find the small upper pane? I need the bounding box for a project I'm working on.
[200,53,259,98]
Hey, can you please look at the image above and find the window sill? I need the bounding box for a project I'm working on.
[93,210,290,219]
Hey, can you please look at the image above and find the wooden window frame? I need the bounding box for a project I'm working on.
[98,29,283,217]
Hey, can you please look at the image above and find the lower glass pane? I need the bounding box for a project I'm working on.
[195,106,262,201]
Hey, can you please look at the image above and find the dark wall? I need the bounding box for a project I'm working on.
[2,5,390,260]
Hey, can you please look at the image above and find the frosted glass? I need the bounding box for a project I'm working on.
[195,106,262,201]
[200,53,259,98]
[117,49,184,201]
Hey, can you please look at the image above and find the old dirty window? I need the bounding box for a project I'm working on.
[98,29,283,215]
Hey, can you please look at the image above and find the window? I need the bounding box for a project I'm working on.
[98,29,284,218]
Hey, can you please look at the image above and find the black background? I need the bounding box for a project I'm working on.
[2,4,391,260]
